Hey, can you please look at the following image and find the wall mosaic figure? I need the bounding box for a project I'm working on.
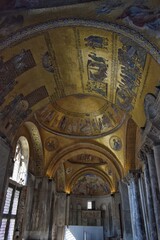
[42,51,54,73]
[109,136,122,151]
[116,36,146,111]
[0,95,31,135]
[72,173,110,195]
[36,101,126,138]
[84,35,108,50]
[0,15,24,36]
[87,53,108,82]
[86,81,107,97]
[118,5,160,37]
[0,49,36,83]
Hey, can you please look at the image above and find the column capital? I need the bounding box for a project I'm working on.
[143,144,153,155]
[138,150,147,163]
[124,170,142,184]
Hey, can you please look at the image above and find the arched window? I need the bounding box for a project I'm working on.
[11,136,29,185]
[0,136,29,240]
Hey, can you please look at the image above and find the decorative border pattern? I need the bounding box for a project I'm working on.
[0,19,160,63]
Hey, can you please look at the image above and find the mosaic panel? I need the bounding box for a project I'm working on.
[72,173,110,195]
[25,86,49,107]
[36,100,126,138]
[0,49,36,82]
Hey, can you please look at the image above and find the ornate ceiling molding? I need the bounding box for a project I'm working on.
[35,100,126,139]
[46,142,124,179]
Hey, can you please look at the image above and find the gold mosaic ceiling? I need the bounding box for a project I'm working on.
[1,26,159,133]
[1,0,160,195]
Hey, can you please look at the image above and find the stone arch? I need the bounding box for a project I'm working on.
[24,122,44,176]
[0,19,159,63]
[67,167,114,194]
[14,121,44,176]
[46,142,124,180]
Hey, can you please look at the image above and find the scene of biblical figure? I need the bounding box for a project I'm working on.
[86,81,107,97]
[42,51,54,73]
[0,15,24,36]
[87,53,108,82]
[109,136,122,151]
[36,100,125,138]
[69,154,106,165]
[118,5,160,36]
[72,173,109,195]
[116,37,146,111]
[84,35,108,50]
[0,95,31,135]
[0,49,36,84]
[97,0,125,14]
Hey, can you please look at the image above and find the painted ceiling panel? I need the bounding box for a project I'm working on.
[1,26,159,130]
[71,173,110,195]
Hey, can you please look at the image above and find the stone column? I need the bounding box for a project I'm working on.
[119,181,133,240]
[140,151,158,240]
[138,175,150,240]
[146,148,160,239]
[65,194,70,226]
[153,144,160,192]
[56,193,66,240]
[127,172,146,240]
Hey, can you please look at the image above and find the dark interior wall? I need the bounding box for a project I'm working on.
[0,0,97,10]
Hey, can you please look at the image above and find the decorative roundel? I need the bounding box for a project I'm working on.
[109,136,122,151]
[45,137,59,151]
[66,167,73,175]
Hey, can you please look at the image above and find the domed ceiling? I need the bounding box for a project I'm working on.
[0,25,159,134]
[36,95,126,138]
[0,0,160,195]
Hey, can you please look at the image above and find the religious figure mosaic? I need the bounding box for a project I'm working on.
[72,173,110,195]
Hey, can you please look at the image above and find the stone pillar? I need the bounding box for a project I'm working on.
[146,148,160,239]
[0,137,11,224]
[56,193,66,240]
[141,151,158,240]
[153,144,160,192]
[138,174,150,240]
[127,172,146,240]
[65,194,70,226]
[23,176,56,240]
[119,181,133,240]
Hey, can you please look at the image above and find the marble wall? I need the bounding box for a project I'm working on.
[69,193,121,239]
